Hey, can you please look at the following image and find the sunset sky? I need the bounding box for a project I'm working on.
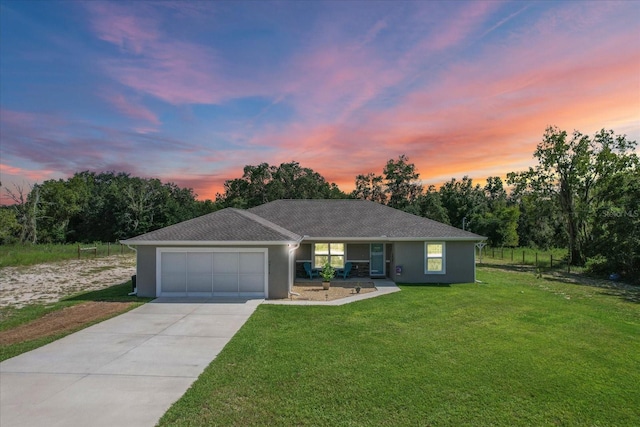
[1,0,639,203]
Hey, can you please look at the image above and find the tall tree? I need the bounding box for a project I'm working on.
[217,161,346,208]
[507,127,638,265]
[414,185,449,224]
[352,172,387,204]
[439,176,487,232]
[383,155,423,211]
[4,184,43,244]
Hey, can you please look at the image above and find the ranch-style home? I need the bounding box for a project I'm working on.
[121,199,485,299]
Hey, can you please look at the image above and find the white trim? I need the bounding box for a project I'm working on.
[156,247,268,298]
[123,237,484,246]
[123,240,293,246]
[424,242,446,275]
[302,237,484,242]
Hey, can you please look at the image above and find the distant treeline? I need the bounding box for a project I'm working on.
[2,126,638,280]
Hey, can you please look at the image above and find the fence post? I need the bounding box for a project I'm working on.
[107,242,110,256]
[492,248,495,257]
[550,254,553,268]
[77,244,80,259]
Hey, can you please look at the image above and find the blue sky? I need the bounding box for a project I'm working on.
[1,0,638,202]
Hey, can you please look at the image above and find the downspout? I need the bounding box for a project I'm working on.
[287,235,306,294]
[123,243,138,296]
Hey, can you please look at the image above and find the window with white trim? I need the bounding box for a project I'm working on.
[314,243,345,269]
[425,242,445,274]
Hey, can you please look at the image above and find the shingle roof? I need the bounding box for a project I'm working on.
[248,199,484,240]
[121,208,301,244]
[122,199,484,245]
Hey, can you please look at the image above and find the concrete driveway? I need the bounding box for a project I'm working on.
[0,298,261,427]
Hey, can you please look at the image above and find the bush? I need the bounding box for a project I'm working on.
[584,255,612,276]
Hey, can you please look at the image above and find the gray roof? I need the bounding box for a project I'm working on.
[121,208,300,243]
[249,199,483,240]
[122,199,484,245]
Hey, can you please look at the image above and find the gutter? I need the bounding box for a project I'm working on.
[287,235,306,294]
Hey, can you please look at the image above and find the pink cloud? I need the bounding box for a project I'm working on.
[103,92,159,125]
[88,2,161,55]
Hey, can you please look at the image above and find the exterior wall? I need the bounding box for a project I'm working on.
[392,241,476,284]
[136,246,157,298]
[134,244,290,299]
[267,245,290,299]
[297,243,312,261]
[347,243,369,261]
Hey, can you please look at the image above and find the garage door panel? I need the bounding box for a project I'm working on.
[161,253,187,293]
[239,274,264,293]
[188,274,213,293]
[187,253,213,293]
[213,253,238,274]
[213,274,239,292]
[239,253,264,274]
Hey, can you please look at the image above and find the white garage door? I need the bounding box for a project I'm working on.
[157,248,267,298]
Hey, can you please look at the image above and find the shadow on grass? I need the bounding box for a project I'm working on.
[63,281,152,303]
[398,283,451,288]
[481,262,640,304]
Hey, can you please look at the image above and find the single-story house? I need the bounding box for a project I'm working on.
[120,199,485,299]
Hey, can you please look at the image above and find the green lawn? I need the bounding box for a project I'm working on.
[159,266,640,426]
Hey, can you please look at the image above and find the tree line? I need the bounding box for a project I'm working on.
[1,126,637,280]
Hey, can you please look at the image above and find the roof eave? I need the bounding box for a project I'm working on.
[119,240,296,246]
[300,236,486,242]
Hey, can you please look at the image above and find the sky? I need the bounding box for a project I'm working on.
[1,0,639,204]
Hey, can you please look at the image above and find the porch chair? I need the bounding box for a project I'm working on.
[303,262,318,279]
[336,262,352,279]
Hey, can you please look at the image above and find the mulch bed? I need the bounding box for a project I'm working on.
[0,301,135,345]
[288,282,377,301]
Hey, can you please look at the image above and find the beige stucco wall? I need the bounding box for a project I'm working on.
[134,244,290,299]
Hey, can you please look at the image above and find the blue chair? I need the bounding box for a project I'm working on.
[303,262,318,279]
[336,262,352,279]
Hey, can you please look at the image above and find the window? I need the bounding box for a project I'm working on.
[425,242,445,274]
[314,243,345,269]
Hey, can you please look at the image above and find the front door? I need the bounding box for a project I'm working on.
[370,243,385,277]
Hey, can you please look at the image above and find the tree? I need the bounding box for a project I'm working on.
[383,155,422,211]
[507,126,638,265]
[217,161,346,208]
[352,172,387,204]
[0,207,20,244]
[439,176,487,232]
[4,183,43,244]
[414,186,449,224]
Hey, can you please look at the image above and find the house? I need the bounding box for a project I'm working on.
[120,199,485,299]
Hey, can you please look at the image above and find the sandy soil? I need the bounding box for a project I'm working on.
[0,301,135,345]
[0,255,136,309]
[287,282,377,301]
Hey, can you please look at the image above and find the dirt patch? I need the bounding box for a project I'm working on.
[0,301,135,345]
[0,255,136,309]
[287,282,377,301]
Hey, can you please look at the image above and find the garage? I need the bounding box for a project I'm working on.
[156,248,267,298]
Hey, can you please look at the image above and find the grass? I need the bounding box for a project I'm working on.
[0,242,135,268]
[159,266,640,426]
[0,281,151,361]
[481,246,569,270]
